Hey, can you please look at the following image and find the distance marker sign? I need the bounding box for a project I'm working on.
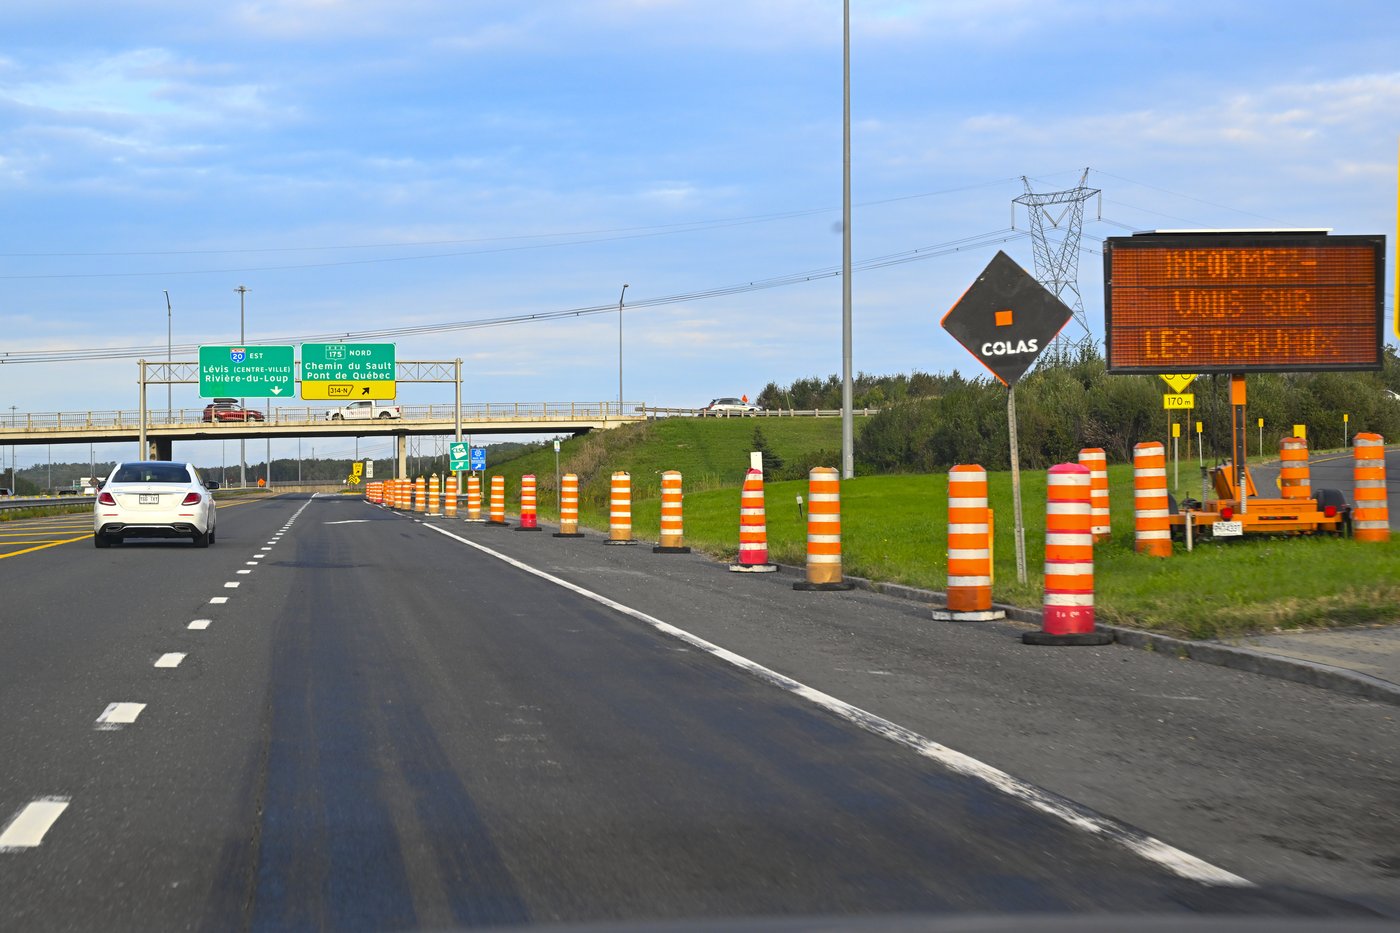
[300,343,397,400]
[940,251,1073,386]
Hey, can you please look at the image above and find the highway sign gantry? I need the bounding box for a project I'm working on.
[300,343,397,400]
[199,345,295,398]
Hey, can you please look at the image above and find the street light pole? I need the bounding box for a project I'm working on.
[840,0,854,480]
[164,289,172,420]
[235,285,249,488]
[617,283,629,414]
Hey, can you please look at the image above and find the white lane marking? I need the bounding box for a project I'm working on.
[0,798,70,851]
[95,702,146,730]
[266,541,277,545]
[421,522,1251,889]
[323,520,371,525]
[237,569,251,575]
[209,596,228,605]
[246,561,259,566]
[188,619,211,630]
[259,548,270,553]
[224,582,240,588]
[154,653,185,668]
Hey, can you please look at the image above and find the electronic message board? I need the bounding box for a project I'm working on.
[1104,231,1384,374]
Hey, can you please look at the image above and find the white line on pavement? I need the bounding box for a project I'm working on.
[0,798,70,851]
[188,619,211,630]
[154,653,185,669]
[223,582,239,588]
[237,569,251,574]
[421,522,1252,890]
[246,561,259,566]
[209,596,228,604]
[95,702,146,730]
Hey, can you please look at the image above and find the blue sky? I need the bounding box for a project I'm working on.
[2,0,1398,468]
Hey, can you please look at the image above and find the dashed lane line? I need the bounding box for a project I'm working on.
[95,703,146,730]
[0,798,71,851]
[154,653,186,669]
[209,596,228,605]
[188,619,211,630]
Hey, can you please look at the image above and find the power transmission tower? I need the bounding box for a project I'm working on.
[1014,169,1101,357]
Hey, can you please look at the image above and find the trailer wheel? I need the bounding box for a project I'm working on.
[1315,488,1348,536]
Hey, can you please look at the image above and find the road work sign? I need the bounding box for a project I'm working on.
[1159,374,1197,393]
[300,343,396,400]
[940,251,1073,386]
[199,345,295,398]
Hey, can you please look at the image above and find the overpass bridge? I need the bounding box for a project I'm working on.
[0,401,644,475]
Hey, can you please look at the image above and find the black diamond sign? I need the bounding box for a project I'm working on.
[940,251,1074,387]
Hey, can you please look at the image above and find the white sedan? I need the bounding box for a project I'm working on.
[94,461,217,548]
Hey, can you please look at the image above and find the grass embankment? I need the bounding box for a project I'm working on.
[482,423,1400,641]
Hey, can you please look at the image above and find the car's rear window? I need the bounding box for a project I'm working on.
[113,465,190,484]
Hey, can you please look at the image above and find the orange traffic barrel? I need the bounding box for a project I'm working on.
[793,466,853,590]
[1024,462,1111,646]
[465,474,484,522]
[1133,441,1171,557]
[1279,436,1310,499]
[487,475,508,525]
[1353,433,1388,542]
[730,467,776,572]
[427,473,441,516]
[654,470,691,553]
[932,464,1003,621]
[413,476,427,513]
[1079,447,1110,542]
[605,471,636,544]
[517,474,540,531]
[443,474,458,519]
[554,473,584,538]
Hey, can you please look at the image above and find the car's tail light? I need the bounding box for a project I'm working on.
[181,492,202,506]
[1219,506,1233,521]
[98,491,116,505]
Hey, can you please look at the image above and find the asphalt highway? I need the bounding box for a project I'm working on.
[1,494,1396,931]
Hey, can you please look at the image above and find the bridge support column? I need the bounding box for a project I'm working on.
[150,437,172,461]
[396,435,408,479]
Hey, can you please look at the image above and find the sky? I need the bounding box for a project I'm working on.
[2,0,1398,470]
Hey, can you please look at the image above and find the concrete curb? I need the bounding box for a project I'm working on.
[407,505,1400,709]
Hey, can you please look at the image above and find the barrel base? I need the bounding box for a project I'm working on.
[553,532,586,538]
[793,581,854,591]
[603,539,638,546]
[729,563,778,573]
[931,608,1006,622]
[515,526,541,532]
[1022,630,1114,646]
[654,546,692,554]
[486,520,510,527]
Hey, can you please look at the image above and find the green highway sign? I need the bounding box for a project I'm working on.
[449,442,471,471]
[300,343,397,400]
[199,345,295,398]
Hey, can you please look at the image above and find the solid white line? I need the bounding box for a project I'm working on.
[0,798,70,850]
[95,702,146,729]
[420,522,1251,889]
[154,653,185,668]
[188,619,211,630]
[209,596,228,605]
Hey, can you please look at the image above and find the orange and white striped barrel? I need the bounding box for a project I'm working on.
[517,474,540,531]
[413,476,427,513]
[793,466,853,590]
[1353,433,1388,542]
[427,474,441,516]
[1133,442,1171,558]
[730,468,776,571]
[554,473,583,537]
[488,475,507,525]
[1024,463,1111,646]
[465,475,484,521]
[364,480,379,504]
[1079,447,1110,542]
[1279,436,1310,499]
[606,471,635,543]
[443,474,458,518]
[400,478,412,510]
[654,470,690,553]
[933,464,1001,620]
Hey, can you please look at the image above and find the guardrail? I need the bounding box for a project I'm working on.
[0,401,645,432]
[0,496,96,511]
[638,407,882,418]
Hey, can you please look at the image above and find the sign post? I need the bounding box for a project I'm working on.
[941,251,1074,585]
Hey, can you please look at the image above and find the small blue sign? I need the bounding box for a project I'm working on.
[469,447,487,471]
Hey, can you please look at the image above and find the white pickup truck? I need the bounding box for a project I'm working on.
[325,400,403,421]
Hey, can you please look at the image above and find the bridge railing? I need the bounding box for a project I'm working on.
[0,402,644,431]
[638,407,881,418]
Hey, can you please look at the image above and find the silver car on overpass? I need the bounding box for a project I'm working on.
[93,461,217,548]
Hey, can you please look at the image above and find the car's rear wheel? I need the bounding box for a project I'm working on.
[94,533,110,549]
[378,411,393,419]
[192,528,210,548]
[208,525,216,544]
[331,414,343,421]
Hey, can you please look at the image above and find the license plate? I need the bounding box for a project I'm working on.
[139,494,160,505]
[1212,520,1243,537]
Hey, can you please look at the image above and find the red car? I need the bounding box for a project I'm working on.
[202,398,265,423]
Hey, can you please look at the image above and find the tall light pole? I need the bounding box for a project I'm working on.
[617,283,629,414]
[163,289,172,420]
[235,285,249,488]
[840,0,854,479]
